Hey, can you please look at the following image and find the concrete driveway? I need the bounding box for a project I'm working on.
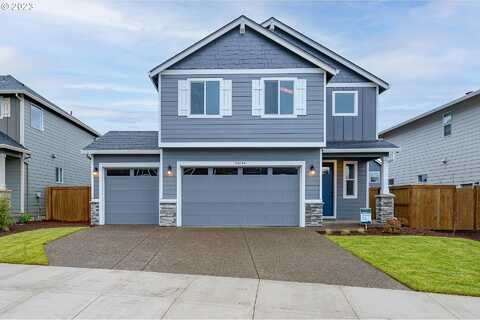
[46,226,405,290]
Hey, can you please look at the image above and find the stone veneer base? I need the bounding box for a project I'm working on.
[305,202,323,227]
[159,202,177,226]
[376,194,395,223]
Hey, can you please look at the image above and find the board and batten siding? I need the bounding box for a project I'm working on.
[336,159,368,220]
[93,154,160,199]
[24,98,96,217]
[170,26,315,70]
[326,86,377,142]
[382,96,480,186]
[0,95,20,143]
[161,73,324,143]
[162,149,322,200]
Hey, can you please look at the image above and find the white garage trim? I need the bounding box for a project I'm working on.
[176,161,306,227]
[98,162,160,225]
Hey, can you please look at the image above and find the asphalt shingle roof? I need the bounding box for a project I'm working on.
[326,140,398,149]
[0,131,29,151]
[84,131,159,150]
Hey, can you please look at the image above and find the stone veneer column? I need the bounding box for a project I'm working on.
[305,202,323,227]
[90,200,99,225]
[159,202,177,226]
[376,194,395,223]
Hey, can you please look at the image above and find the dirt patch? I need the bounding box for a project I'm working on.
[0,221,90,237]
[319,226,480,241]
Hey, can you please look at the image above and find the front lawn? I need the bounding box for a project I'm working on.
[327,235,480,296]
[0,227,86,265]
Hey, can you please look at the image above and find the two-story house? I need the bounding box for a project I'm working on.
[380,89,480,186]
[84,16,398,227]
[0,75,99,219]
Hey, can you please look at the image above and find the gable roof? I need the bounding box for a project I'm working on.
[0,75,99,137]
[148,15,338,88]
[83,131,159,153]
[261,17,389,92]
[379,89,480,136]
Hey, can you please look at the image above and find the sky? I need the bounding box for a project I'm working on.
[1,0,479,134]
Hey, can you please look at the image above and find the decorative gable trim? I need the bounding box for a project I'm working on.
[149,16,338,85]
[261,17,389,92]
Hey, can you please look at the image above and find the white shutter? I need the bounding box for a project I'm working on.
[252,79,264,116]
[294,79,307,116]
[0,97,3,119]
[177,80,189,116]
[220,79,232,116]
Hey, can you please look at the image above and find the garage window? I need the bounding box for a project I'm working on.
[184,168,209,175]
[213,168,238,175]
[134,169,158,176]
[107,169,130,176]
[243,167,268,175]
[272,168,298,175]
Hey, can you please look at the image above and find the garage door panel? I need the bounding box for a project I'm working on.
[105,172,158,225]
[182,167,299,227]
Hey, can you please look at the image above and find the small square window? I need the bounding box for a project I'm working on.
[183,168,209,175]
[213,168,238,175]
[134,169,158,176]
[333,91,358,116]
[243,167,268,175]
[369,171,380,184]
[388,178,395,186]
[418,174,428,183]
[343,161,357,198]
[107,169,130,176]
[272,167,298,175]
[55,167,64,183]
[31,104,44,130]
[443,112,452,137]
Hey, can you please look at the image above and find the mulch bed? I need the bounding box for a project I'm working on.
[320,226,480,241]
[0,221,90,237]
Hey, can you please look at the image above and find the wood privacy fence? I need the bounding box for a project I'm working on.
[45,186,91,222]
[369,185,480,230]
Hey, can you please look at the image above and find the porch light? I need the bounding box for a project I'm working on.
[166,165,174,176]
[92,168,99,177]
[308,165,317,176]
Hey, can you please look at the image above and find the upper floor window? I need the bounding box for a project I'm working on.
[333,91,358,116]
[0,97,11,119]
[343,161,358,199]
[178,78,232,117]
[31,104,44,130]
[252,78,306,117]
[443,112,452,137]
[369,171,380,184]
[417,174,428,183]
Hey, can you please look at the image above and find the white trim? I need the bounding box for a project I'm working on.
[323,72,326,146]
[159,199,176,203]
[159,142,326,148]
[0,90,99,137]
[343,160,358,199]
[319,149,322,201]
[158,74,162,146]
[161,68,324,75]
[19,155,25,213]
[261,18,389,90]
[30,103,44,131]
[327,82,377,88]
[366,160,369,208]
[149,17,337,78]
[260,77,298,118]
[0,153,5,190]
[81,149,161,155]
[90,156,95,200]
[375,85,379,139]
[98,162,161,225]
[332,91,358,116]
[176,160,306,227]
[322,160,337,219]
[18,95,25,145]
[0,144,31,154]
[159,149,163,199]
[323,148,399,153]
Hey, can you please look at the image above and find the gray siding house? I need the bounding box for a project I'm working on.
[84,16,398,227]
[380,89,480,186]
[0,75,99,218]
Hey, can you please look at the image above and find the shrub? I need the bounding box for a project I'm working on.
[0,197,14,232]
[383,217,401,234]
[19,213,32,224]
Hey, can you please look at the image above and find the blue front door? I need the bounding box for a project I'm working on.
[322,163,334,217]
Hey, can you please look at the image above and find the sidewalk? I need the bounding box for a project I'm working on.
[0,263,478,319]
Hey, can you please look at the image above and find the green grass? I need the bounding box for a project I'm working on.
[0,227,87,265]
[327,235,480,296]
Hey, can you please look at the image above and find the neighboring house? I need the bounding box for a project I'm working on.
[368,160,381,187]
[0,75,99,219]
[84,16,398,227]
[380,89,480,186]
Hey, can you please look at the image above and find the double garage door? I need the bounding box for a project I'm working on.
[105,166,300,226]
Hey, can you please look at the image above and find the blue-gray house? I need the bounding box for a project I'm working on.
[84,16,398,227]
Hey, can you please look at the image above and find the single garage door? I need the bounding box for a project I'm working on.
[182,167,299,227]
[105,168,159,224]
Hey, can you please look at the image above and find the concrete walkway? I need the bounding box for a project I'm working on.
[0,264,479,319]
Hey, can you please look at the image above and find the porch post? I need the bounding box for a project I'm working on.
[0,152,6,190]
[376,154,395,223]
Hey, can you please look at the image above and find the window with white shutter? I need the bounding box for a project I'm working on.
[0,97,11,119]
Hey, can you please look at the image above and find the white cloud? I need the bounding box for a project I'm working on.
[64,83,151,94]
